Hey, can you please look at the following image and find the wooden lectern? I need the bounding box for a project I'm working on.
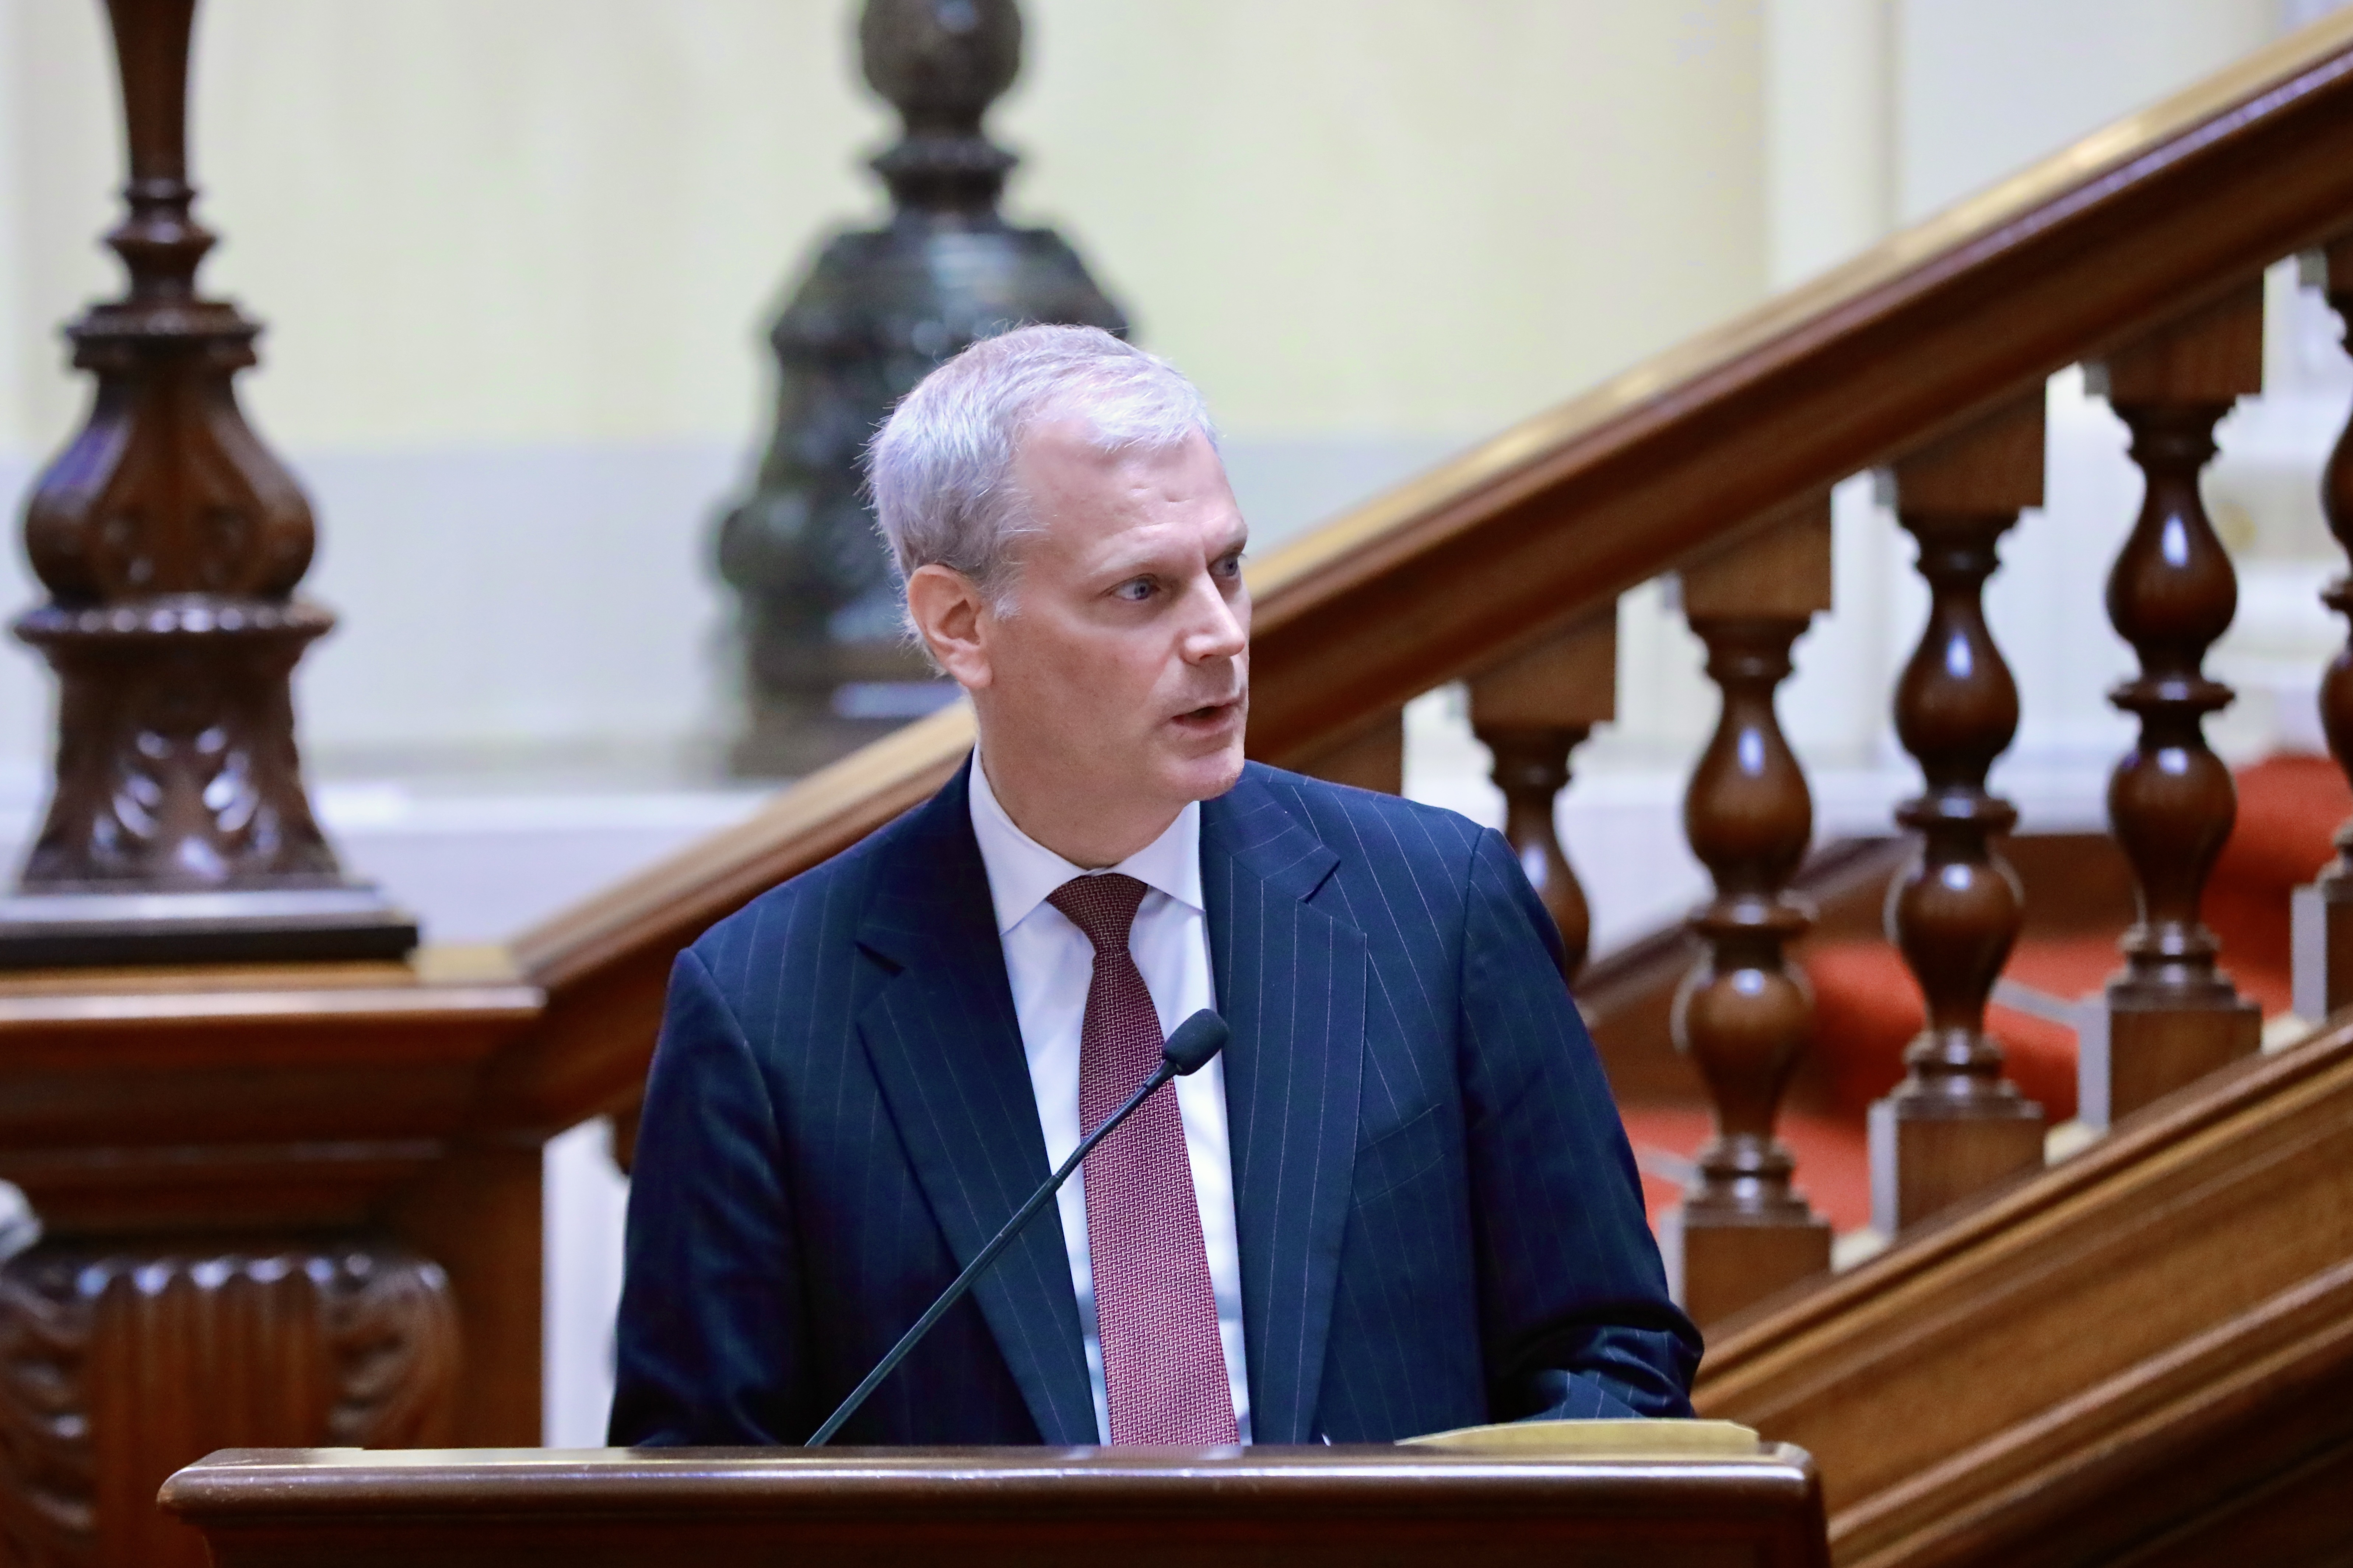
[160,1427,1827,1568]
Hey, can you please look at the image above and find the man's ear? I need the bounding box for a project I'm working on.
[905,564,995,690]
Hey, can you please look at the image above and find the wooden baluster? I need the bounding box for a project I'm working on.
[1469,607,1616,976]
[2296,236,2353,1020]
[1662,498,1834,1326]
[1868,397,2048,1234]
[1295,710,1405,795]
[2081,283,2266,1126]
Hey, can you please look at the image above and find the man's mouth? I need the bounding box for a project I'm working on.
[1171,697,1243,731]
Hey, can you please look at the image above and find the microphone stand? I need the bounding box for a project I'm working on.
[806,1010,1227,1446]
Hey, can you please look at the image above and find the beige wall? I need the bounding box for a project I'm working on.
[1896,0,2276,221]
[1008,1,1766,439]
[4,0,1767,456]
[8,0,885,450]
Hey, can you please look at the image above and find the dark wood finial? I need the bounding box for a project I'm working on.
[0,0,411,964]
[1870,399,2048,1232]
[1662,502,1834,1326]
[2082,283,2265,1123]
[861,0,1022,209]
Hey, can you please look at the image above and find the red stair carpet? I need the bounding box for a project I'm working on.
[1623,754,2350,1238]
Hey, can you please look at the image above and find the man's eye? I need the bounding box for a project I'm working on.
[1216,553,1245,578]
[1115,579,1154,602]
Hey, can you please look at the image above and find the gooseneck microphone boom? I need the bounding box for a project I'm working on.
[806,1008,1230,1446]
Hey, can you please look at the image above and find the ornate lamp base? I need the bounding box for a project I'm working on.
[0,885,415,968]
[719,0,1126,777]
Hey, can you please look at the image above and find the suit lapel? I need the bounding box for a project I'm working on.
[1202,769,1365,1444]
[855,760,1097,1445]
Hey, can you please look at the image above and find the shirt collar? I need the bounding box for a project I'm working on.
[967,750,1204,936]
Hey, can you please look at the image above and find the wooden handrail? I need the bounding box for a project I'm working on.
[496,10,2353,1134]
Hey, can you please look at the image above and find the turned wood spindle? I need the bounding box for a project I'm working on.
[2081,284,2266,1126]
[1662,499,1834,1328]
[1869,398,2048,1234]
[2295,236,2353,1020]
[1469,607,1616,976]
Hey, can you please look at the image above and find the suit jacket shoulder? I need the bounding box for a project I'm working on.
[686,793,921,989]
[1238,761,1487,862]
[1217,761,1567,975]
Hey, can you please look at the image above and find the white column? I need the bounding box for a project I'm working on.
[544,1118,632,1446]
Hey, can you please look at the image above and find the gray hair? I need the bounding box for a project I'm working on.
[866,324,1218,614]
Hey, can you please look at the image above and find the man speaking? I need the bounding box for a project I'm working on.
[610,326,1698,1446]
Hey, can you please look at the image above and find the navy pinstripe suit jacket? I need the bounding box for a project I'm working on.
[609,758,1700,1446]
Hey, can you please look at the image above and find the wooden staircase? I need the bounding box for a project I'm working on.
[15,11,2353,1567]
[1696,1017,2353,1566]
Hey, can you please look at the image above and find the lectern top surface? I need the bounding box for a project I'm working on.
[162,1443,1831,1568]
[168,1439,1814,1509]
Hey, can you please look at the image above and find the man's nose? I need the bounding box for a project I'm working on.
[1180,576,1247,662]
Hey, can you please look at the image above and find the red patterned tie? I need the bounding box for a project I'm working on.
[1046,873,1239,1445]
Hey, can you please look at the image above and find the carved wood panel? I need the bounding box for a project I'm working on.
[0,1239,456,1568]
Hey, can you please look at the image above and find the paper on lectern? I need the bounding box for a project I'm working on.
[1398,1419,1762,1456]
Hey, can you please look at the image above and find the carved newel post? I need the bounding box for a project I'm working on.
[1868,398,2048,1233]
[2082,284,2265,1126]
[0,10,458,1566]
[0,0,409,966]
[1662,501,1835,1327]
[719,0,1127,774]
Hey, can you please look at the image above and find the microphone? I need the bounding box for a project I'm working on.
[806,1008,1230,1446]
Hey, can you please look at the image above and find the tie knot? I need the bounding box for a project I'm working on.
[1047,872,1150,953]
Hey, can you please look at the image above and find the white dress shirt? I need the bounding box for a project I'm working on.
[967,756,1253,1444]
